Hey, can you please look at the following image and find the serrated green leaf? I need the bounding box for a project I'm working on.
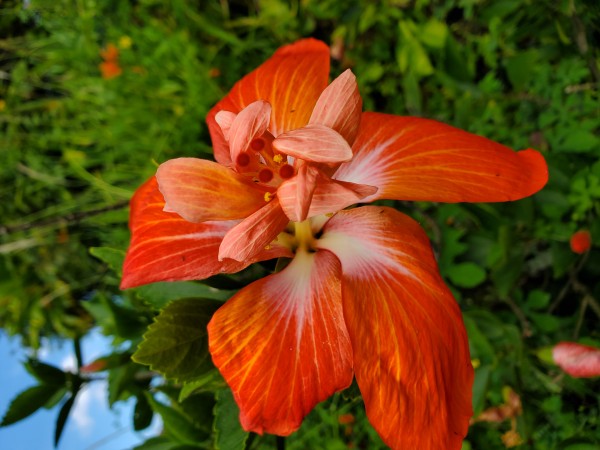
[136,282,234,310]
[1,384,63,427]
[133,299,220,383]
[213,389,248,450]
[89,247,125,275]
[145,393,207,445]
[446,262,486,288]
[25,359,66,386]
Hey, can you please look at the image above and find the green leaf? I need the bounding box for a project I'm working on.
[1,385,63,427]
[145,393,207,445]
[446,262,486,288]
[464,315,496,365]
[525,290,551,310]
[136,282,234,310]
[133,436,201,450]
[420,19,448,49]
[133,299,220,383]
[134,394,154,431]
[536,346,555,365]
[54,395,75,447]
[179,370,227,402]
[213,389,248,450]
[89,247,125,275]
[25,359,66,386]
[472,365,492,416]
[505,51,538,91]
[108,363,140,406]
[530,312,561,333]
[559,130,600,153]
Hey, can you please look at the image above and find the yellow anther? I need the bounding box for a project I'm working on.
[264,192,272,202]
[325,212,334,217]
[264,244,271,250]
[273,154,284,164]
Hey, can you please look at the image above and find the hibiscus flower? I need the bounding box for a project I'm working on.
[121,39,548,449]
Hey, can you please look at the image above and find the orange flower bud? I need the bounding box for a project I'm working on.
[570,230,592,254]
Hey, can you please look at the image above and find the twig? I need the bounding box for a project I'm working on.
[572,296,589,340]
[504,297,533,338]
[0,200,129,236]
[548,251,589,313]
[569,0,600,84]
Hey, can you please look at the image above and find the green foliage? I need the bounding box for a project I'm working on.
[213,389,249,450]
[132,299,220,383]
[1,0,600,448]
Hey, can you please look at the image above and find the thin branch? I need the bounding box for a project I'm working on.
[0,200,129,236]
[504,297,533,338]
[570,0,600,84]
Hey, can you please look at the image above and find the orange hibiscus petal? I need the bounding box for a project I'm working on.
[207,39,330,167]
[208,250,353,435]
[120,178,286,289]
[335,112,548,203]
[218,199,291,262]
[273,124,353,164]
[553,341,600,378]
[310,69,362,146]
[156,158,268,223]
[317,206,474,450]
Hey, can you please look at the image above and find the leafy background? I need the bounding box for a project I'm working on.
[1,0,599,448]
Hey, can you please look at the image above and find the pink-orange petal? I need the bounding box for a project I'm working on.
[278,168,377,222]
[307,177,377,218]
[208,250,353,435]
[317,206,474,450]
[276,164,319,222]
[310,69,362,146]
[273,124,353,164]
[228,100,272,165]
[215,110,237,142]
[156,158,268,223]
[553,341,600,378]
[218,198,291,262]
[207,39,330,145]
[120,177,287,289]
[335,112,548,203]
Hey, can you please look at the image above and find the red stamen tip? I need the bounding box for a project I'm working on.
[258,168,274,183]
[250,138,265,151]
[279,164,294,179]
[237,152,251,167]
